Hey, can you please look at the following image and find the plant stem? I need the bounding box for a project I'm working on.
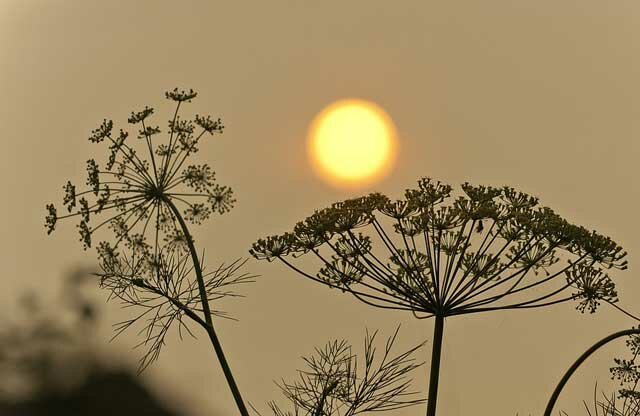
[544,328,640,416]
[314,380,338,416]
[164,197,249,416]
[426,315,445,416]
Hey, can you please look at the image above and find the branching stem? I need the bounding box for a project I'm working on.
[164,197,249,416]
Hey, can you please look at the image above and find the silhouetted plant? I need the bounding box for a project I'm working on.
[545,328,640,416]
[564,383,640,416]
[593,394,640,416]
[99,252,253,372]
[251,178,628,416]
[585,329,640,416]
[252,327,425,416]
[45,89,251,416]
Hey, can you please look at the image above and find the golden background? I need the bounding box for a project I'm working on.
[1,1,639,414]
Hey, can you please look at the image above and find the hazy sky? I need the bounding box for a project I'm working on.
[2,1,640,415]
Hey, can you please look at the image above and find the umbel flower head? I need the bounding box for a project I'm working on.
[45,88,235,263]
[251,178,628,317]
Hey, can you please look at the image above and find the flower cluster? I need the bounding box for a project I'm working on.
[45,88,234,264]
[611,358,640,385]
[251,178,627,318]
[566,262,618,313]
[594,327,640,414]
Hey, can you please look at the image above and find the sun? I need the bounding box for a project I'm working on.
[308,99,398,188]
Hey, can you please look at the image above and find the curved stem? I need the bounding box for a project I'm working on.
[426,315,445,416]
[544,328,640,416]
[164,197,249,416]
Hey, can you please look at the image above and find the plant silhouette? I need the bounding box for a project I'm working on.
[610,329,640,413]
[546,328,640,416]
[253,327,425,416]
[45,89,252,416]
[251,178,628,416]
[568,384,640,416]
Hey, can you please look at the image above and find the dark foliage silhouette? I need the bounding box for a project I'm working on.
[0,371,182,416]
[0,269,183,416]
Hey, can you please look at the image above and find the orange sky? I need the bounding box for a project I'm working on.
[1,1,639,415]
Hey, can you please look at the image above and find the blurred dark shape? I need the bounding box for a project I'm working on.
[0,267,183,416]
[0,369,179,416]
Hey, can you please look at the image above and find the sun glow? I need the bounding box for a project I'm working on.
[308,99,397,188]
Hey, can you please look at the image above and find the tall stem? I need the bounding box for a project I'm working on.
[426,315,445,416]
[544,328,640,416]
[164,198,249,416]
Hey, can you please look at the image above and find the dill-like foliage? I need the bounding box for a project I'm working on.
[254,327,425,416]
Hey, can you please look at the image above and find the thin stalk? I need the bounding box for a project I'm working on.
[164,197,249,416]
[544,328,640,416]
[314,380,338,416]
[426,315,445,416]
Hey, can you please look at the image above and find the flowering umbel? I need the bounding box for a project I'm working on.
[45,88,234,263]
[251,177,628,416]
[251,178,628,317]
